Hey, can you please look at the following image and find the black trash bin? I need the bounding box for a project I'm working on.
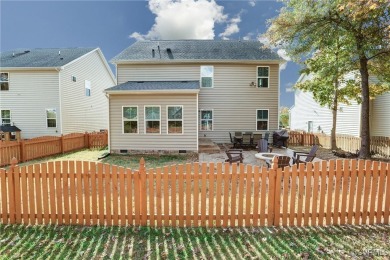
[272,130,289,148]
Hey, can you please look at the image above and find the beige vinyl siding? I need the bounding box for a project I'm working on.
[198,64,279,143]
[0,70,60,139]
[371,92,390,136]
[60,50,115,134]
[109,94,198,151]
[290,89,361,137]
[116,63,280,143]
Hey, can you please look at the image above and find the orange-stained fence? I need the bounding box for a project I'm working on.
[288,131,390,157]
[0,131,108,167]
[1,158,389,227]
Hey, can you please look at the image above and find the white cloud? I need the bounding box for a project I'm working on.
[248,0,256,7]
[219,13,242,40]
[285,82,294,92]
[130,0,227,40]
[243,32,254,40]
[277,49,291,61]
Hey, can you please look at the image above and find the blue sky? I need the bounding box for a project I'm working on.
[0,0,299,107]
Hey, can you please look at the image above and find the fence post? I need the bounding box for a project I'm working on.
[20,141,26,163]
[139,157,147,225]
[7,157,18,224]
[60,134,64,154]
[84,132,90,149]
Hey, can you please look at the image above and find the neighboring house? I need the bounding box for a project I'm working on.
[105,40,283,153]
[290,74,390,137]
[0,48,116,139]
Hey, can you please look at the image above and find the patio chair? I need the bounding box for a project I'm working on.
[234,131,242,137]
[241,133,252,147]
[292,145,319,165]
[266,155,291,169]
[252,133,262,148]
[225,149,243,164]
[229,132,238,148]
[258,139,273,153]
[263,132,270,142]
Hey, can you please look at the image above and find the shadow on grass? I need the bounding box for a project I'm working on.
[0,224,389,259]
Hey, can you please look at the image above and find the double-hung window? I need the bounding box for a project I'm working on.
[256,109,269,130]
[46,108,57,128]
[1,73,9,91]
[145,106,161,134]
[123,106,138,133]
[200,66,214,88]
[1,110,11,125]
[200,110,213,131]
[257,66,269,88]
[167,106,183,134]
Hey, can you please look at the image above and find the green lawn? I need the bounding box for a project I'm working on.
[0,224,388,259]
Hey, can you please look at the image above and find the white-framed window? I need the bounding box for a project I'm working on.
[256,109,269,130]
[46,108,57,128]
[1,110,11,125]
[257,66,269,88]
[167,106,183,134]
[145,106,161,134]
[123,106,138,134]
[199,109,213,131]
[200,66,214,88]
[1,72,9,91]
[85,80,91,96]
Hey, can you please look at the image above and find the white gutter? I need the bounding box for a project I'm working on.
[111,59,284,65]
[104,89,200,95]
[0,67,60,71]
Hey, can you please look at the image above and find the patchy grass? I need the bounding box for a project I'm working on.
[11,149,198,170]
[100,153,198,170]
[0,224,388,259]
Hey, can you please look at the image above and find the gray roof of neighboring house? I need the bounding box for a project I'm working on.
[0,47,96,67]
[105,81,200,92]
[111,40,282,62]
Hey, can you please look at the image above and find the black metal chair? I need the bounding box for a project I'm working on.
[241,133,252,147]
[229,132,238,148]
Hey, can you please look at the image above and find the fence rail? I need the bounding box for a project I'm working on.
[288,131,390,157]
[0,131,108,167]
[1,158,389,227]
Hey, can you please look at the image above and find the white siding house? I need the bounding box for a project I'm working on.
[0,48,116,139]
[290,74,390,137]
[105,40,284,153]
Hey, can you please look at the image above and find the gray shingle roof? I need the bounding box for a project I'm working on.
[0,47,96,68]
[105,81,200,92]
[0,125,21,132]
[112,40,281,62]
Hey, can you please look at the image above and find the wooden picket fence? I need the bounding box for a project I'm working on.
[0,131,108,167]
[1,157,389,227]
[288,131,390,157]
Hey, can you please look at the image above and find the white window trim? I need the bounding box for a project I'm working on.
[0,72,9,91]
[256,109,269,131]
[200,65,214,88]
[85,80,91,97]
[122,105,139,134]
[46,108,57,128]
[256,66,270,88]
[167,105,184,135]
[144,105,161,134]
[199,109,214,131]
[0,109,11,126]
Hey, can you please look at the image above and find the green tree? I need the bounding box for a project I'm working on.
[279,106,290,128]
[295,35,358,150]
[265,0,390,158]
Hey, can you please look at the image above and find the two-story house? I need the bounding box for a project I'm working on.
[105,40,283,153]
[0,47,116,139]
[290,73,390,137]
